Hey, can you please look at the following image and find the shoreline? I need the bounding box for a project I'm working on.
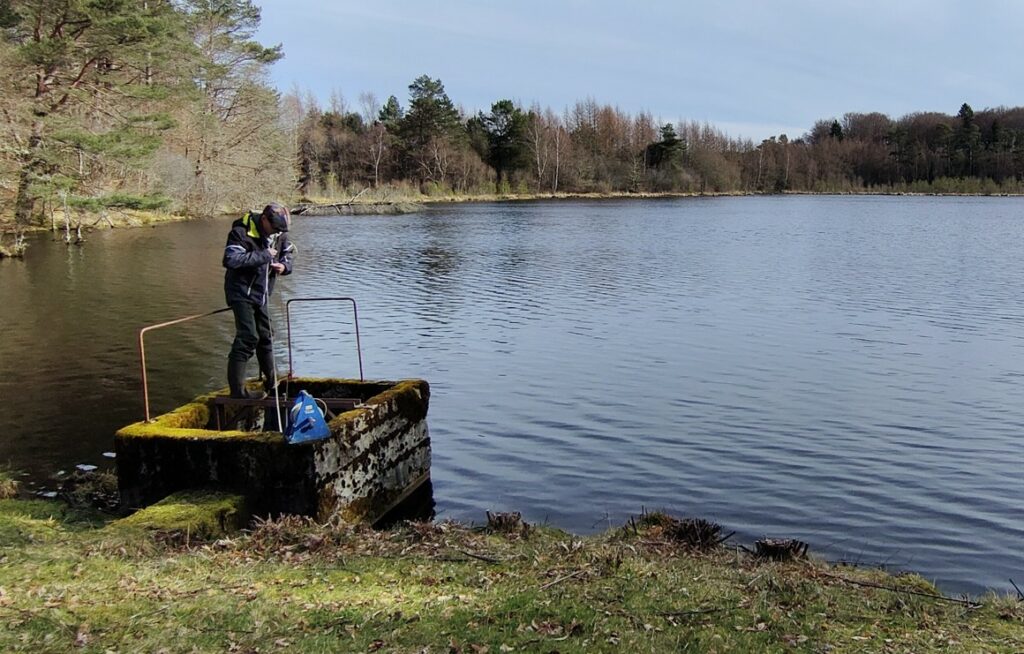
[4,188,1024,240]
[0,488,1021,652]
[2,466,1017,598]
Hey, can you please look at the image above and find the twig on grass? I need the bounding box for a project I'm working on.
[657,606,736,618]
[451,548,501,564]
[540,568,587,591]
[818,571,981,608]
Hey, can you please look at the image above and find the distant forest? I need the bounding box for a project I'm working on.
[4,0,1024,237]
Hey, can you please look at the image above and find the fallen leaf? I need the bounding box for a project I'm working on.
[73,625,91,648]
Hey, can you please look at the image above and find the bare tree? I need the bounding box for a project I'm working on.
[359,92,380,126]
[328,88,348,116]
[549,108,563,194]
[181,0,286,214]
[524,103,549,190]
[367,122,388,188]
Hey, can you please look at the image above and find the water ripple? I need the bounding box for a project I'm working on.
[3,196,1024,595]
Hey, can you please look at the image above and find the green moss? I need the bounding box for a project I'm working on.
[110,490,249,539]
[116,378,427,443]
[327,379,430,435]
[362,379,430,421]
[117,388,277,443]
[118,421,280,443]
[0,498,110,545]
[0,499,64,545]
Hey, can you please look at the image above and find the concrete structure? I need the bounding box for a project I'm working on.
[115,378,430,524]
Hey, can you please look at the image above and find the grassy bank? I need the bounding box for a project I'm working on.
[0,209,195,257]
[0,498,1021,653]
[0,208,193,233]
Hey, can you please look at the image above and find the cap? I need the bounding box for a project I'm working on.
[262,203,290,233]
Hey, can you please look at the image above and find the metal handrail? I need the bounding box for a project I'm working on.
[138,307,232,422]
[137,297,363,422]
[285,297,363,381]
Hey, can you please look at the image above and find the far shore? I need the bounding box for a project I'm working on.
[3,189,1024,239]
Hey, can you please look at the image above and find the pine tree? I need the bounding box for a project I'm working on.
[378,95,404,128]
[397,75,462,184]
[479,99,528,190]
[955,102,980,176]
[5,0,183,226]
[829,120,844,141]
[645,123,686,169]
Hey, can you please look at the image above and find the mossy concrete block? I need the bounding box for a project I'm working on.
[115,378,431,523]
[110,490,248,538]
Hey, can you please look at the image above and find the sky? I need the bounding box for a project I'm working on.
[255,0,1024,142]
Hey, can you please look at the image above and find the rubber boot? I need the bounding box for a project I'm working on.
[228,359,255,399]
[256,348,278,395]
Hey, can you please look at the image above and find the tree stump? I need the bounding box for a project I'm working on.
[754,538,809,561]
[486,510,529,537]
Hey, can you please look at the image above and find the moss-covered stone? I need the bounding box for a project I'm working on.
[115,378,431,524]
[110,490,248,539]
[117,388,278,443]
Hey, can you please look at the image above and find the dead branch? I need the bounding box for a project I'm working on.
[346,186,369,204]
[451,548,500,564]
[1010,578,1024,602]
[818,571,981,608]
[539,568,586,590]
[656,606,736,617]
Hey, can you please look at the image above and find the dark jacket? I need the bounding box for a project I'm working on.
[223,211,294,306]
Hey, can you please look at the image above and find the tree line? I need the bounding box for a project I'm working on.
[293,90,1024,199]
[5,0,1024,241]
[0,0,291,235]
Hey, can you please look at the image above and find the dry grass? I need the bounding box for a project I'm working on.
[0,468,18,499]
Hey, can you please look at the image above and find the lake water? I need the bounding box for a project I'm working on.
[2,195,1023,595]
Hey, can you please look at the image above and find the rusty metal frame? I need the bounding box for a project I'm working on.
[138,307,233,422]
[285,297,363,381]
[137,297,363,423]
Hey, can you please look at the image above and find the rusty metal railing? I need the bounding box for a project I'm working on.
[138,307,232,422]
[137,298,363,422]
[285,297,363,381]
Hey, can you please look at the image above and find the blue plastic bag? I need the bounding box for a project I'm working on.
[285,390,330,444]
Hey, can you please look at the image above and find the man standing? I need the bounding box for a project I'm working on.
[223,202,294,398]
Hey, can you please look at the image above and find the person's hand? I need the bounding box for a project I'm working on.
[267,247,278,257]
[270,262,285,274]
